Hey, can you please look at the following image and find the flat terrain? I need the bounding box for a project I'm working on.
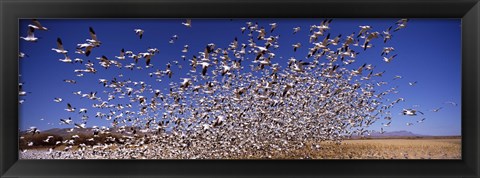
[19,138,461,159]
[304,138,461,159]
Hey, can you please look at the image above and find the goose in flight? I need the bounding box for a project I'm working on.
[98,79,108,86]
[79,108,88,113]
[74,58,83,64]
[77,43,94,56]
[394,19,409,32]
[408,81,417,86]
[319,19,333,30]
[75,49,85,55]
[180,78,192,89]
[240,27,246,34]
[182,19,192,27]
[292,43,301,52]
[381,47,395,56]
[59,54,73,63]
[52,38,68,54]
[417,118,426,123]
[393,75,402,80]
[115,48,126,60]
[20,27,38,42]
[379,127,386,134]
[182,45,189,53]
[27,127,40,135]
[382,54,398,63]
[382,121,391,127]
[292,27,300,34]
[96,55,111,68]
[445,101,458,106]
[402,109,424,116]
[74,122,86,129]
[282,83,295,97]
[290,60,310,73]
[54,97,63,103]
[19,83,28,96]
[63,79,76,84]
[357,25,371,37]
[147,47,160,54]
[199,61,210,76]
[134,29,144,39]
[381,26,393,43]
[269,23,277,33]
[328,34,342,46]
[139,52,153,66]
[28,19,48,31]
[221,65,232,76]
[169,35,179,44]
[257,27,266,40]
[87,27,101,47]
[60,117,73,125]
[351,63,367,76]
[431,107,443,112]
[359,43,373,50]
[65,103,76,112]
[18,52,29,59]
[363,32,379,51]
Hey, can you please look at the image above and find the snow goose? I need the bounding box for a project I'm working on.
[87,27,101,47]
[20,27,38,42]
[59,54,73,63]
[60,117,73,125]
[28,19,48,31]
[134,29,144,39]
[182,45,189,53]
[63,79,76,84]
[18,52,29,59]
[381,26,393,43]
[269,23,277,33]
[402,109,423,116]
[357,25,371,37]
[65,103,76,112]
[381,47,395,56]
[115,48,126,60]
[445,101,458,106]
[52,38,68,54]
[394,19,409,32]
[292,43,301,52]
[293,27,301,34]
[182,19,192,27]
[382,54,397,63]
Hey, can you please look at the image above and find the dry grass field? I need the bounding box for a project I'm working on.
[264,137,461,159]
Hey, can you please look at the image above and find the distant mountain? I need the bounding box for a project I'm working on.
[350,130,428,139]
[370,130,426,137]
[20,128,95,137]
[20,127,141,138]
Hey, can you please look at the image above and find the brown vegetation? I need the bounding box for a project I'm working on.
[240,138,461,159]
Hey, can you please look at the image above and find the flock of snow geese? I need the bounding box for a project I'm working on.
[19,19,458,159]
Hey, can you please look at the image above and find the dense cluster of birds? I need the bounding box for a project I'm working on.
[19,19,458,159]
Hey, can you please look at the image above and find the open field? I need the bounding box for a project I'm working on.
[302,138,461,159]
[19,137,461,159]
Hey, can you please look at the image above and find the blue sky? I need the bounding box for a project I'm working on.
[19,19,461,136]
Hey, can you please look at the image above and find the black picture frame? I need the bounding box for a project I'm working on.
[1,0,479,177]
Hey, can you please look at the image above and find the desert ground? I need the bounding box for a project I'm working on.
[301,138,461,159]
[19,137,461,159]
